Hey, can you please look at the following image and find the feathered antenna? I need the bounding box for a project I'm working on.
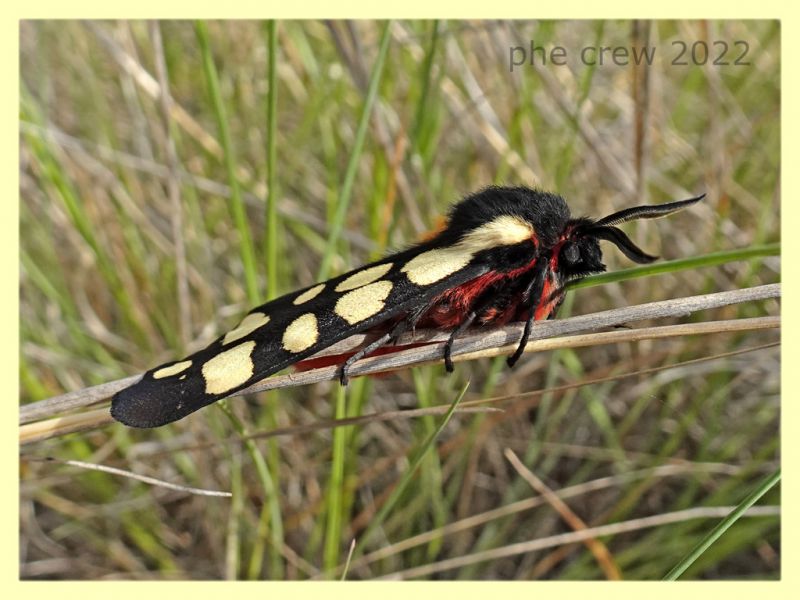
[585,194,705,263]
[593,194,705,227]
[590,226,659,263]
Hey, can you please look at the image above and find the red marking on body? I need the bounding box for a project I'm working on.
[294,342,430,372]
[419,258,540,328]
[420,271,505,328]
[534,276,555,320]
[533,249,565,320]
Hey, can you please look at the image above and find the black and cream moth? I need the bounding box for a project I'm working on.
[111,186,703,428]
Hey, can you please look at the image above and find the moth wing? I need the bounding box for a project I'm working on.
[111,247,489,428]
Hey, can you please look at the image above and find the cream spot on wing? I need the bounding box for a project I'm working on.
[201,341,256,395]
[402,248,473,286]
[223,312,270,345]
[401,216,533,286]
[282,313,319,353]
[153,360,192,379]
[335,263,393,292]
[334,280,393,324]
[293,283,325,305]
[459,215,534,252]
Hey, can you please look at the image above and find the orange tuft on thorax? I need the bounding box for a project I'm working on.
[419,215,449,242]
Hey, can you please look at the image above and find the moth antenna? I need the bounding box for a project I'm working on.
[590,226,659,264]
[594,193,705,227]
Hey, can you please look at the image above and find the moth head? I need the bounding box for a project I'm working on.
[562,194,705,278]
[558,235,605,278]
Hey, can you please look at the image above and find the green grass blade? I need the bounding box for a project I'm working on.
[570,243,779,290]
[195,20,261,304]
[264,20,281,300]
[217,401,285,579]
[317,21,392,280]
[323,385,348,570]
[663,468,780,580]
[350,382,469,564]
[410,20,441,149]
[259,23,285,579]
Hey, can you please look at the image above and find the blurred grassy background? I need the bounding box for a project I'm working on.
[19,20,779,580]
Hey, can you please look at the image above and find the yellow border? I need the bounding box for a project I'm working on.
[8,2,792,596]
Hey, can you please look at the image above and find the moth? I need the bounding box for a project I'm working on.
[111,186,703,428]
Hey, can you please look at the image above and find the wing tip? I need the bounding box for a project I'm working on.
[111,376,205,428]
[111,385,169,428]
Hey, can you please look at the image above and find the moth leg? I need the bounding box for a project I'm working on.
[507,262,549,368]
[338,294,448,385]
[542,284,567,321]
[442,281,523,373]
[338,320,411,386]
[339,305,438,385]
[443,312,478,373]
[506,315,534,368]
